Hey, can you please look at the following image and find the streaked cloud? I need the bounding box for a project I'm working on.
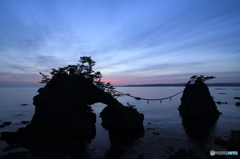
[0,0,240,86]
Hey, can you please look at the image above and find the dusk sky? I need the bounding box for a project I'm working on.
[0,0,240,87]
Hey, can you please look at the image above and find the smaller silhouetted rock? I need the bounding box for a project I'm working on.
[21,121,30,124]
[15,114,24,116]
[179,79,221,118]
[148,122,151,124]
[214,137,226,146]
[236,102,240,106]
[0,125,5,128]
[152,132,160,135]
[179,79,221,132]
[20,104,28,106]
[3,121,12,125]
[146,128,155,130]
[216,101,227,104]
[234,97,240,100]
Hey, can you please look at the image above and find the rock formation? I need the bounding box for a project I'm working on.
[1,74,144,144]
[178,79,221,131]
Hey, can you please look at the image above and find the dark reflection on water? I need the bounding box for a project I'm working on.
[103,127,144,159]
[1,129,98,158]
[181,115,219,133]
[181,115,219,152]
[1,122,144,159]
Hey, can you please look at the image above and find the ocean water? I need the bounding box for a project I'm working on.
[0,86,240,157]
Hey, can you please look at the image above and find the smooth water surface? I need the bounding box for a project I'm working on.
[0,86,240,157]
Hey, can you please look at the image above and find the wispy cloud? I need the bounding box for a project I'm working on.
[0,0,240,86]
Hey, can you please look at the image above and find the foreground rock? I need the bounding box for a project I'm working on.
[178,79,221,131]
[1,74,144,144]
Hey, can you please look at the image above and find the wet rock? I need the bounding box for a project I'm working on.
[15,114,24,116]
[216,101,227,104]
[20,104,28,106]
[3,121,12,125]
[152,132,160,135]
[0,125,5,128]
[21,121,30,124]
[146,128,155,130]
[235,102,240,106]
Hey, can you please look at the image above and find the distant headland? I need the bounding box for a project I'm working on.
[118,83,240,87]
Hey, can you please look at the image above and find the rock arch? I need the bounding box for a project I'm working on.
[2,74,144,143]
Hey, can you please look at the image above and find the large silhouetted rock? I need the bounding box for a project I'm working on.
[1,74,144,144]
[178,79,221,131]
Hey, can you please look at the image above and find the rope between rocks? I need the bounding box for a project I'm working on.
[115,90,184,102]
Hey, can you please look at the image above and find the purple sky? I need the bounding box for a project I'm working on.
[0,0,240,87]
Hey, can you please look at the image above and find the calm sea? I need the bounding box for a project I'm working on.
[0,86,240,157]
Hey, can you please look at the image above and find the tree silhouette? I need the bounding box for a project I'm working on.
[39,56,122,98]
[39,72,51,84]
[187,75,216,84]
